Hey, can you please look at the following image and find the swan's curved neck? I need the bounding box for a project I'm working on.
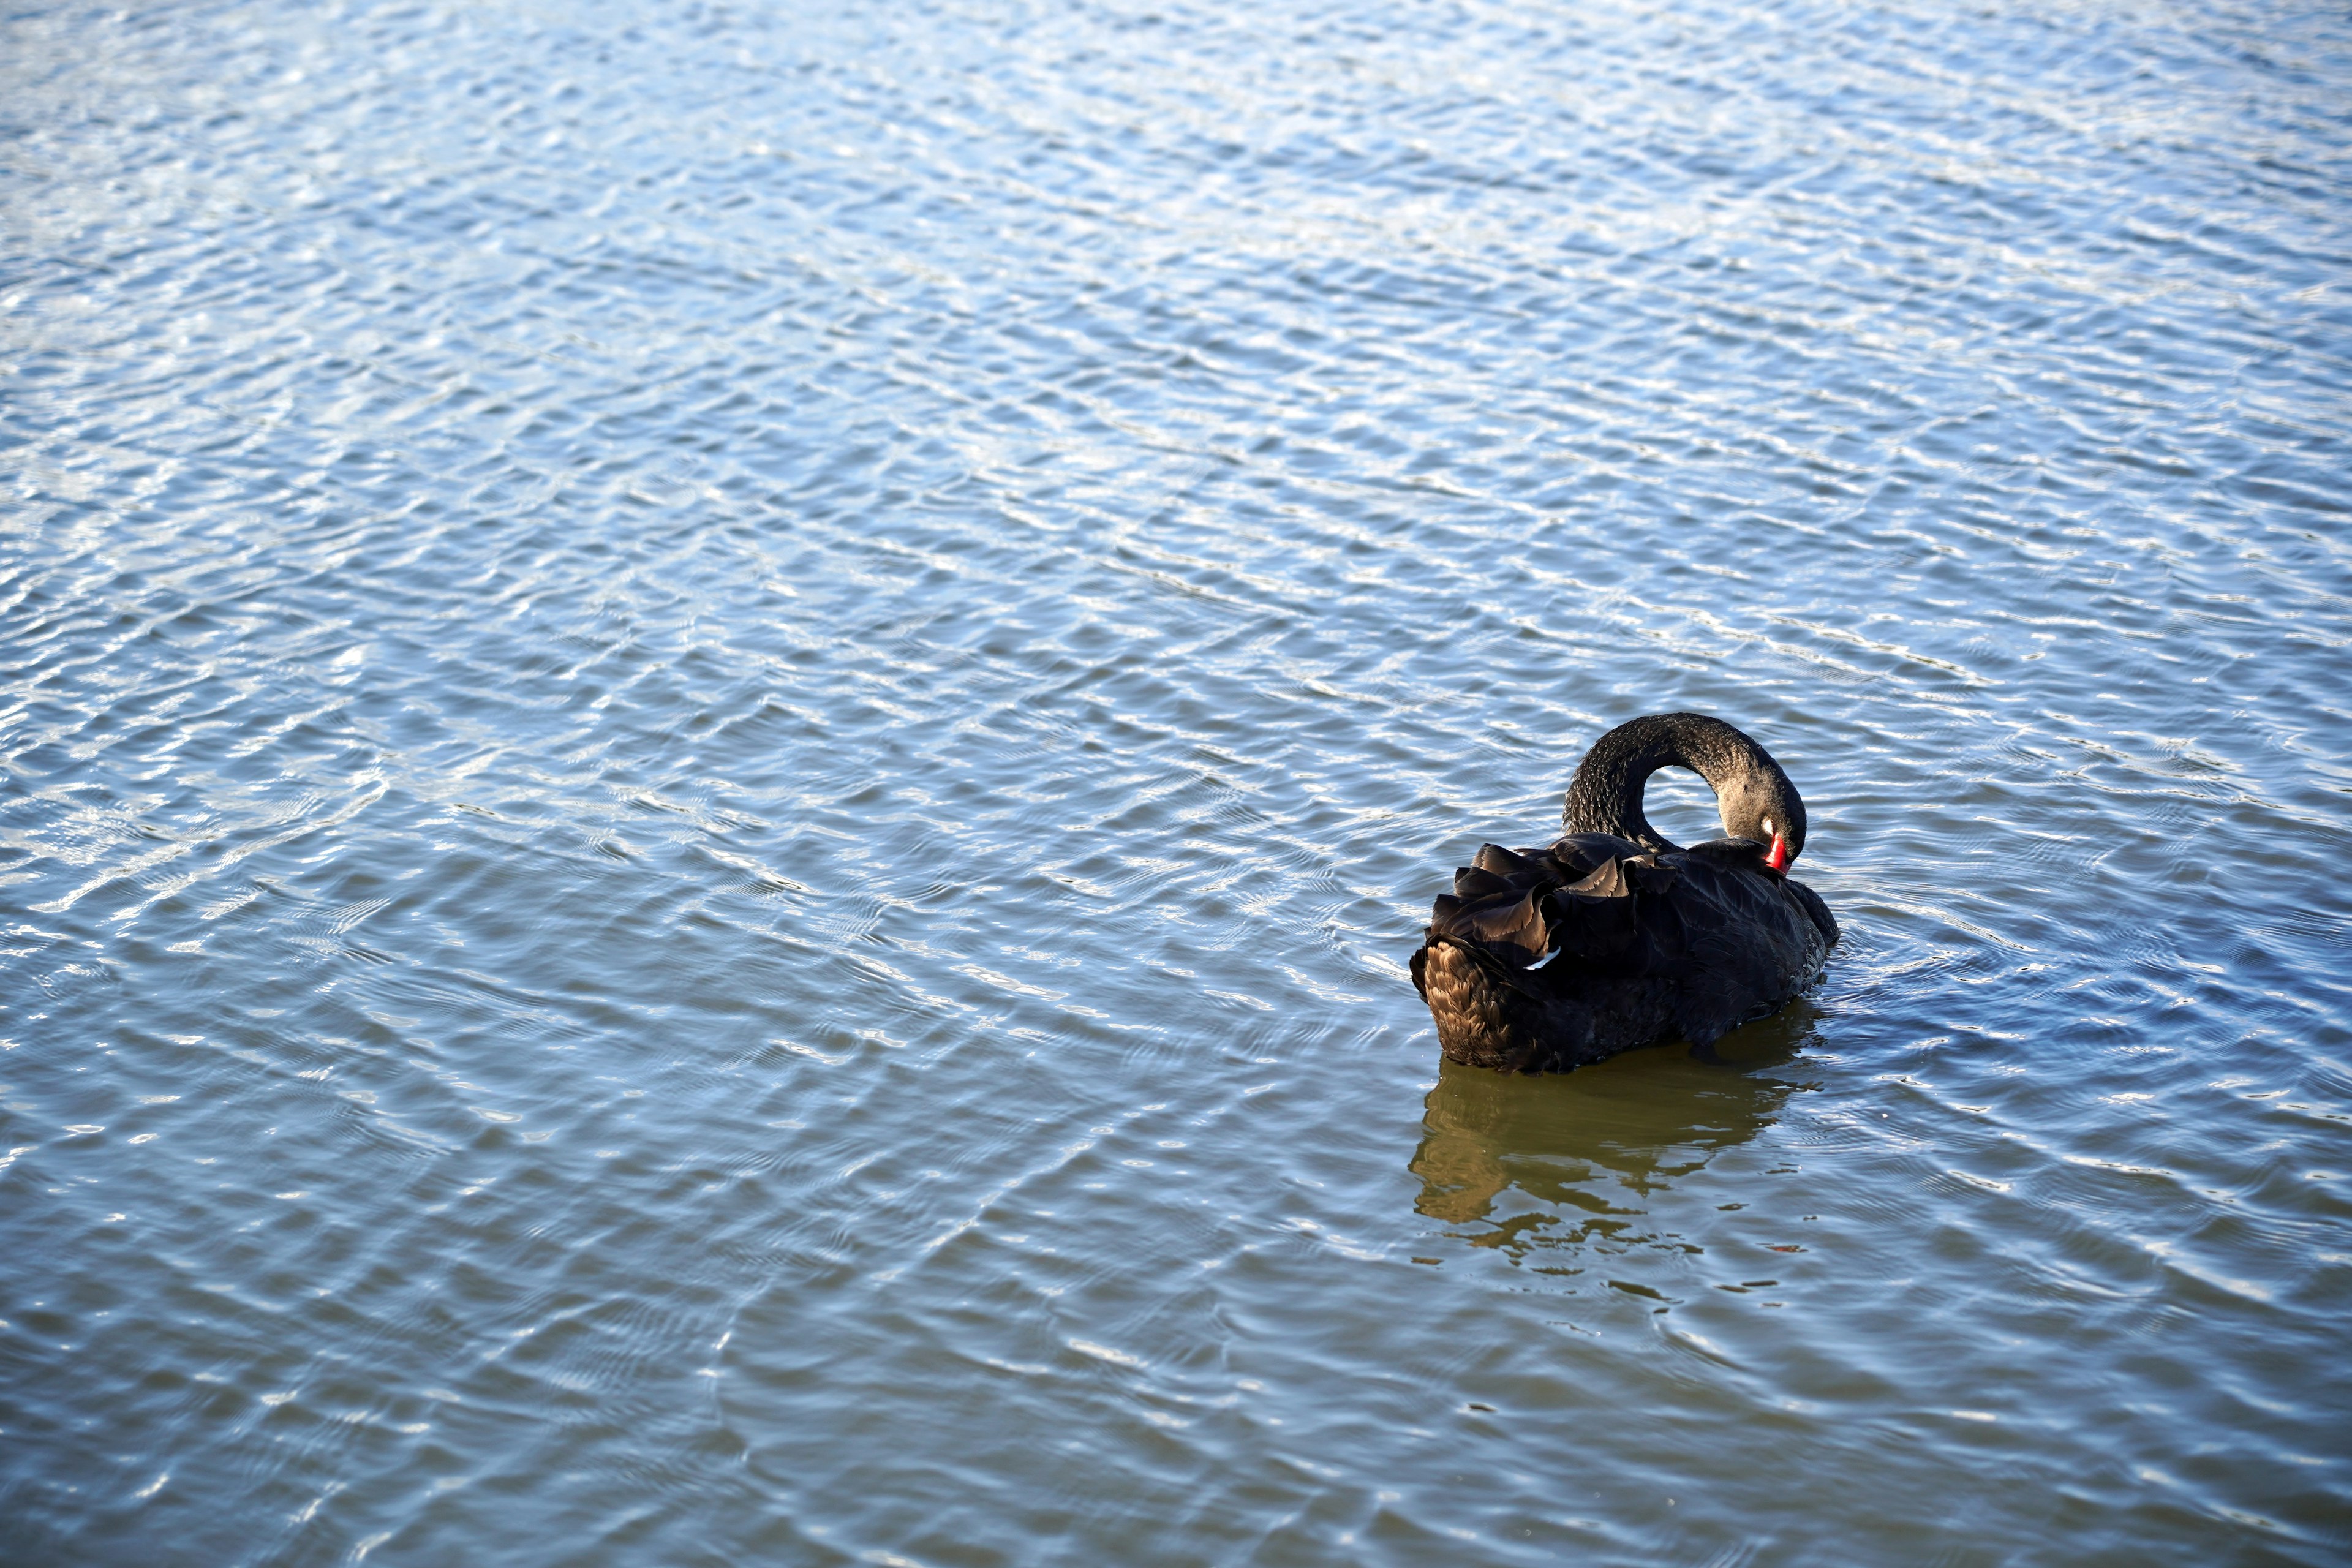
[1560,713,1796,854]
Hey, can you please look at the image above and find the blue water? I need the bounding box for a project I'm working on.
[4,0,2350,1562]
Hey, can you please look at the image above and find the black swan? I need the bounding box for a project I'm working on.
[1409,713,1838,1073]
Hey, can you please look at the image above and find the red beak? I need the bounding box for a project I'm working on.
[1764,834,1791,872]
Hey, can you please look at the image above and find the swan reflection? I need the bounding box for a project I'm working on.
[1408,1009,1818,1263]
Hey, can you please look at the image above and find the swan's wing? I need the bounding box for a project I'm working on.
[1551,833,1648,879]
[1429,886,1553,966]
[1430,841,1635,969]
[1472,843,1535,876]
[1785,876,1839,948]
[1426,839,1711,976]
[1663,856,1834,1043]
[1564,858,1631,899]
[1658,858,1786,1044]
[1452,865,1517,901]
[1542,862,1642,964]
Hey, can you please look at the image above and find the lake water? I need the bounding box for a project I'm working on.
[4,0,2350,1562]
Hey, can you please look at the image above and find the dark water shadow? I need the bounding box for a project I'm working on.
[1408,1004,1820,1248]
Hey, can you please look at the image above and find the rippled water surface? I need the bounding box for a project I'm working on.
[6,0,2351,1561]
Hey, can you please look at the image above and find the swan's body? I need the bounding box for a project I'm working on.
[1410,714,1837,1073]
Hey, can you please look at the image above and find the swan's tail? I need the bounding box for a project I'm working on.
[1412,934,1585,1073]
[1414,832,1738,1071]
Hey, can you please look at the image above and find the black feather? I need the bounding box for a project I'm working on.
[1410,715,1837,1072]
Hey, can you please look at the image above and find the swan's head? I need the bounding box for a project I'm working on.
[1566,713,1815,868]
[1717,770,1808,873]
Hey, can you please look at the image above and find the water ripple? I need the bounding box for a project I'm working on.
[5,0,2351,1562]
